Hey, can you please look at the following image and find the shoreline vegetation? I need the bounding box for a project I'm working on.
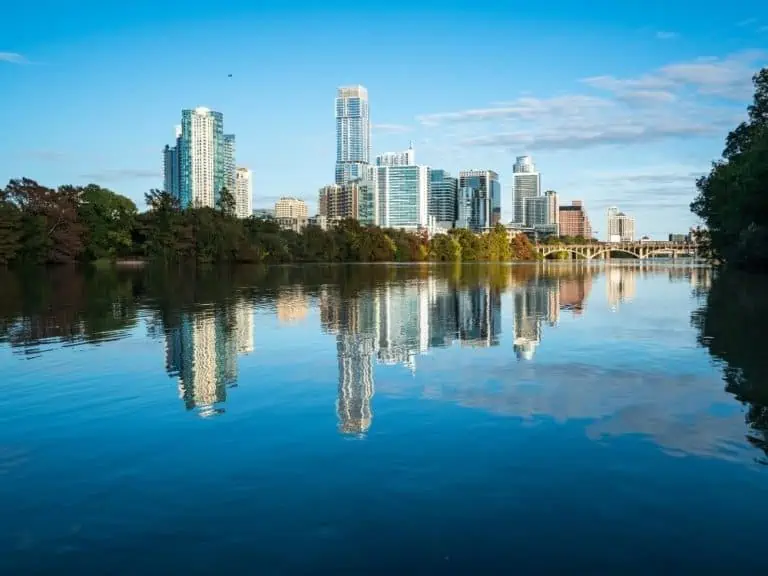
[691,67,768,271]
[0,183,541,267]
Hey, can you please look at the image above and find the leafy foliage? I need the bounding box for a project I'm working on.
[0,179,539,267]
[691,67,768,270]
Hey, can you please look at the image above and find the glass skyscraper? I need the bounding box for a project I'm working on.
[335,86,370,185]
[456,170,501,232]
[429,169,458,227]
[223,134,236,195]
[513,156,541,225]
[375,165,430,229]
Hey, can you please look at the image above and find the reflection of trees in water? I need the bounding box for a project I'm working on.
[692,271,768,462]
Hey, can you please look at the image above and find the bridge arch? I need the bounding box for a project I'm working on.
[540,248,590,260]
[588,248,641,260]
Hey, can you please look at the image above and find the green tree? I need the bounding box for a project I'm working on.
[77,184,138,260]
[428,233,461,261]
[691,67,768,269]
[0,187,22,266]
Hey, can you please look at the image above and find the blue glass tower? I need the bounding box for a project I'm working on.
[335,86,370,185]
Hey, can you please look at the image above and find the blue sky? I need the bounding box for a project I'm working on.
[1,0,766,238]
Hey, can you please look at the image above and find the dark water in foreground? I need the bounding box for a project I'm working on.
[1,262,768,573]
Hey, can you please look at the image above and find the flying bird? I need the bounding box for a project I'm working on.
[228,74,233,78]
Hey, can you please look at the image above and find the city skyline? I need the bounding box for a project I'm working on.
[1,2,766,237]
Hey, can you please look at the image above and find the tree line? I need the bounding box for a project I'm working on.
[0,181,538,266]
[691,67,768,270]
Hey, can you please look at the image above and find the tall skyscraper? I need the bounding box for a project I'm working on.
[512,156,541,225]
[429,169,458,228]
[524,189,559,230]
[374,164,430,229]
[234,167,252,219]
[335,85,370,185]
[607,207,635,242]
[376,142,415,167]
[176,107,231,208]
[456,170,501,232]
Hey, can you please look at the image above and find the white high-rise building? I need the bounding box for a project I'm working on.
[607,207,636,242]
[376,142,415,167]
[512,155,541,225]
[177,107,230,209]
[234,168,252,219]
[335,85,371,185]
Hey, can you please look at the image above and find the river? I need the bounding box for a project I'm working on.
[1,262,767,573]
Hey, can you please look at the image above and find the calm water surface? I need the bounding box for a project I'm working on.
[1,262,768,573]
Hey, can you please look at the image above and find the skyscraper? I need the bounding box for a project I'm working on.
[177,107,230,208]
[429,169,458,228]
[512,156,541,225]
[524,189,559,231]
[335,85,370,185]
[234,167,252,219]
[374,164,430,229]
[456,170,500,232]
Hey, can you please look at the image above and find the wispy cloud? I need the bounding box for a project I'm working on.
[415,50,762,153]
[80,168,158,182]
[737,17,758,27]
[656,31,679,40]
[373,123,412,133]
[0,52,28,64]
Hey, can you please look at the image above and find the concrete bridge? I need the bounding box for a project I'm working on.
[536,241,698,260]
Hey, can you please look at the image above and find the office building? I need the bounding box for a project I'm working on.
[558,201,592,238]
[374,164,430,230]
[357,179,378,226]
[607,207,635,242]
[335,85,370,185]
[234,168,252,219]
[429,169,458,228]
[525,189,559,229]
[223,134,236,194]
[274,197,308,220]
[456,170,500,232]
[512,156,540,225]
[376,142,415,167]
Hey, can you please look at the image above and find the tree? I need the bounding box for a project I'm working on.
[691,67,768,269]
[0,187,21,266]
[216,186,236,216]
[428,233,461,261]
[77,184,137,260]
[3,179,84,264]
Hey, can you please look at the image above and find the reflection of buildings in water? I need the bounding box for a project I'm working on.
[323,279,502,434]
[606,268,637,310]
[276,287,309,324]
[558,274,592,315]
[336,333,375,434]
[689,267,712,290]
[164,300,255,417]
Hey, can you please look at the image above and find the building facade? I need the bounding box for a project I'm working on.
[456,170,501,232]
[318,182,361,220]
[375,165,430,230]
[274,197,308,220]
[335,86,370,185]
[222,134,236,194]
[429,169,458,228]
[512,156,541,225]
[376,142,415,167]
[177,107,229,208]
[558,201,592,238]
[234,168,252,219]
[607,207,635,242]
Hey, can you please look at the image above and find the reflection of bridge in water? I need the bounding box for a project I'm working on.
[536,241,698,260]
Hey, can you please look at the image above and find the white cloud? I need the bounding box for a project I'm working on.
[737,17,758,27]
[656,31,679,40]
[0,52,27,64]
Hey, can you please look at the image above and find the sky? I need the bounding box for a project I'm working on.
[1,0,766,239]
